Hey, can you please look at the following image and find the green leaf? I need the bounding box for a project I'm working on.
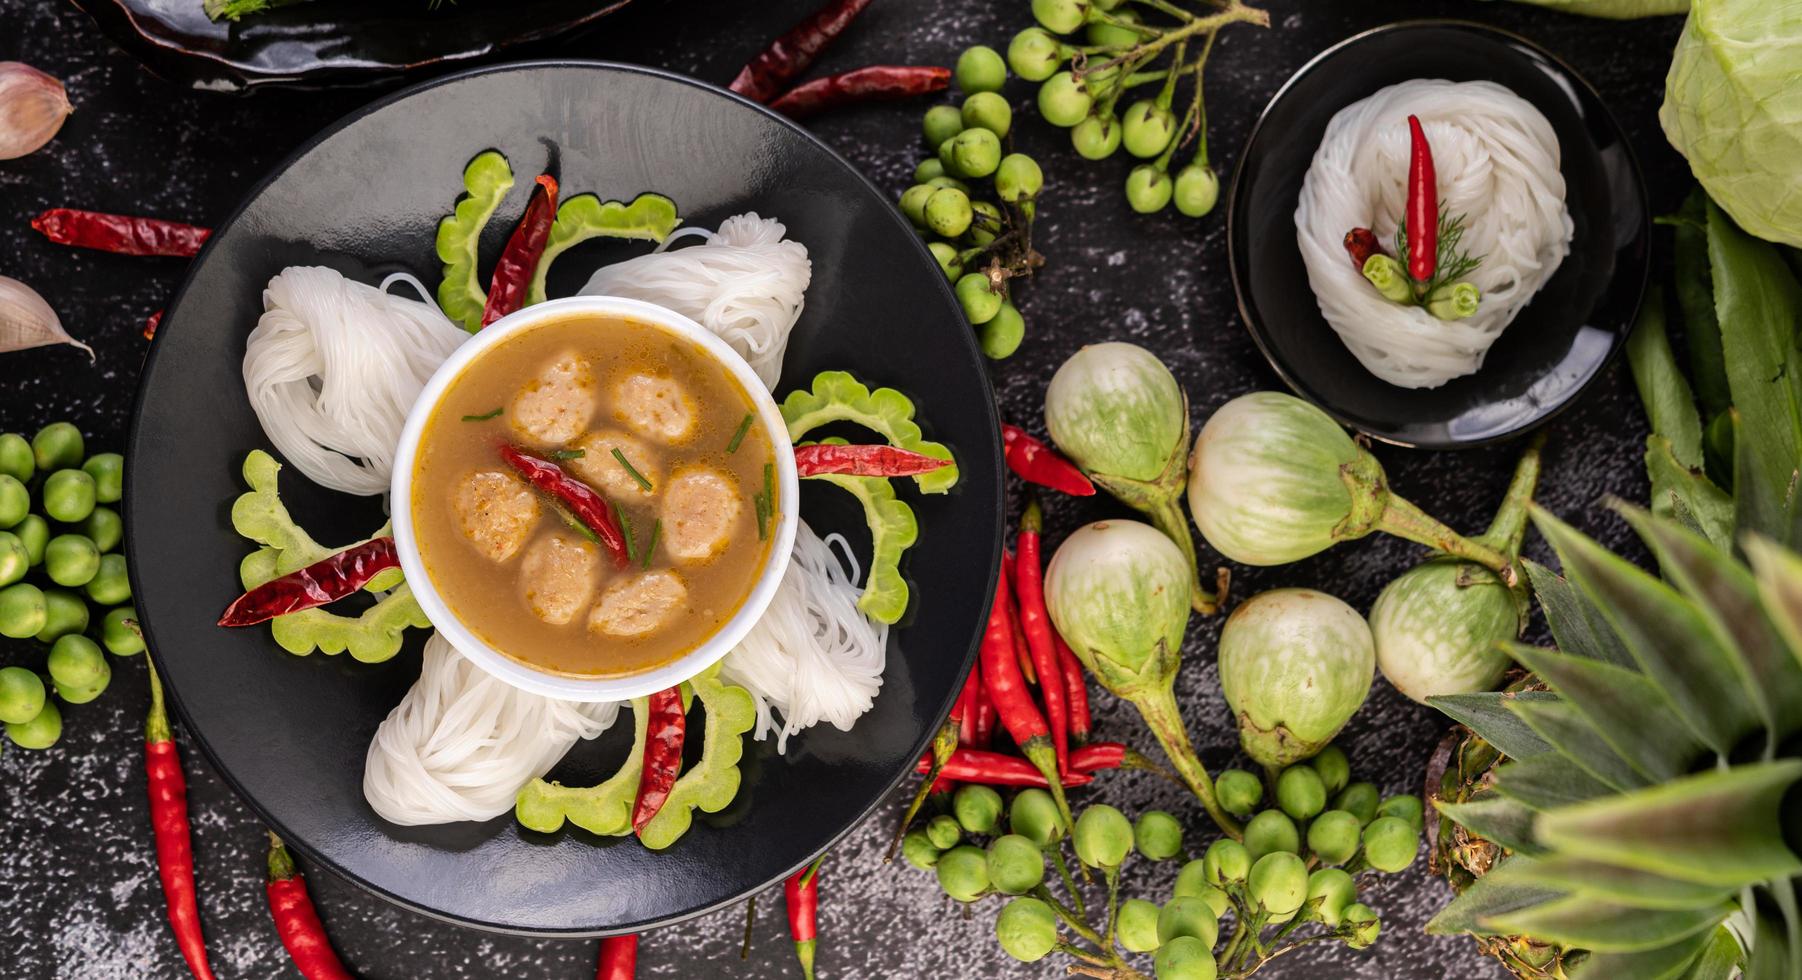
[1646,434,1736,548]
[639,665,757,850]
[435,150,515,332]
[1493,856,1739,911]
[1535,759,1802,887]
[1509,696,1649,792]
[1429,690,1556,761]
[781,371,958,494]
[1507,643,1706,782]
[1746,894,1798,980]
[1426,862,1566,937]
[1629,288,1704,467]
[1436,794,1546,856]
[1524,559,1637,669]
[803,440,920,625]
[1672,187,1731,419]
[526,192,681,306]
[1567,929,1713,980]
[1734,408,1799,544]
[1708,198,1802,528]
[1484,895,1731,953]
[1681,926,1749,980]
[514,696,649,836]
[1745,534,1802,673]
[1534,506,1763,755]
[1493,753,1615,811]
[1623,504,1802,739]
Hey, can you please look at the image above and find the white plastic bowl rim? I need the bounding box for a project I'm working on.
[389,294,800,702]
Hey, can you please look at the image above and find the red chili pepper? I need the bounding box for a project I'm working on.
[1342,227,1384,271]
[1071,742,1126,773]
[145,663,216,980]
[913,747,1099,787]
[498,444,630,567]
[481,174,559,327]
[265,833,353,980]
[954,664,979,747]
[31,208,211,257]
[792,443,951,478]
[1056,633,1091,748]
[980,570,1074,827]
[1405,115,1438,283]
[729,0,873,104]
[1001,552,1036,685]
[784,856,824,980]
[631,685,687,835]
[1015,500,1069,777]
[597,935,638,980]
[1001,424,1095,497]
[769,66,951,120]
[973,681,996,748]
[217,537,399,627]
[144,310,163,340]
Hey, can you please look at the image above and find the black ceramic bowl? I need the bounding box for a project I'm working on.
[125,61,1002,936]
[1226,20,1649,449]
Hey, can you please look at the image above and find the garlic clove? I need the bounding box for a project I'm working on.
[0,62,72,161]
[0,275,93,361]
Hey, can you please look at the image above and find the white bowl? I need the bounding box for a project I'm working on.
[389,295,799,702]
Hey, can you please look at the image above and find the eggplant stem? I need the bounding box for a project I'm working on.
[1375,492,1516,587]
[1131,685,1243,839]
[1478,432,1546,557]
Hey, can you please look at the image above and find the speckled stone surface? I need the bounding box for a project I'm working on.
[0,0,1685,977]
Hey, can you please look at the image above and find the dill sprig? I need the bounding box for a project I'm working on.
[1395,204,1484,304]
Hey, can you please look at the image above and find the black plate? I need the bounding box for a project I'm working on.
[69,0,631,91]
[125,61,1002,935]
[1226,20,1650,449]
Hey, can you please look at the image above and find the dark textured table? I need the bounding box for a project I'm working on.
[0,0,1684,977]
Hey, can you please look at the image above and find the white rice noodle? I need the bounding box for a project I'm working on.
[242,267,468,495]
[720,520,887,753]
[579,213,811,390]
[363,632,618,826]
[1295,79,1574,389]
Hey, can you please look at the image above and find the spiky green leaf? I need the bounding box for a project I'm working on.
[1426,862,1566,937]
[1534,507,1763,754]
[1680,926,1748,980]
[1509,696,1650,792]
[1536,759,1802,887]
[1483,895,1731,953]
[1646,434,1736,549]
[1493,753,1615,811]
[1430,690,1556,761]
[1746,893,1799,980]
[1436,795,1546,856]
[1509,644,1705,782]
[1492,856,1739,911]
[1746,535,1802,672]
[1569,929,1713,980]
[1524,559,1638,670]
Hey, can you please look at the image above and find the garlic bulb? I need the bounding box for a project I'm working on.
[0,62,72,160]
[0,276,92,360]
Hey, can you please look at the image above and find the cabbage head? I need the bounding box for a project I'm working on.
[1498,0,1687,17]
[1661,0,1802,247]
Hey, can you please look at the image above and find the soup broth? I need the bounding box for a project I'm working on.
[411,313,776,677]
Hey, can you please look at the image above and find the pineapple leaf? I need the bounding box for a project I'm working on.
[1745,535,1802,672]
[1646,434,1736,549]
[1746,891,1798,980]
[1536,759,1802,888]
[1624,504,1802,740]
[1681,925,1749,980]
[1628,288,1704,468]
[1493,753,1614,811]
[1430,690,1556,761]
[1533,506,1763,755]
[1508,643,1706,782]
[1426,861,1566,937]
[1482,894,1731,953]
[1523,559,1637,670]
[1567,927,1714,980]
[1436,795,1546,856]
[1509,696,1650,792]
[1492,855,1740,911]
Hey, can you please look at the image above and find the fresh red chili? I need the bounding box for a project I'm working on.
[31,208,211,257]
[1405,115,1438,283]
[793,443,951,478]
[769,66,951,119]
[913,748,1098,788]
[597,935,638,980]
[973,682,996,748]
[729,0,873,104]
[955,664,979,747]
[481,173,559,327]
[145,663,216,980]
[980,570,1073,826]
[1056,634,1091,748]
[631,685,687,835]
[1071,742,1126,773]
[144,309,163,340]
[265,833,353,980]
[217,536,399,627]
[1001,552,1036,685]
[1001,424,1095,497]
[784,856,824,980]
[498,444,629,567]
[1342,227,1383,271]
[1015,500,1069,777]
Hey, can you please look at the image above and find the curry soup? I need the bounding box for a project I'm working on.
[411,313,776,677]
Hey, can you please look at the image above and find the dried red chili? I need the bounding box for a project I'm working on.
[481,174,559,327]
[1001,424,1095,497]
[145,663,217,980]
[631,685,687,835]
[1342,227,1383,271]
[769,66,951,120]
[1405,115,1438,283]
[31,208,211,257]
[498,444,630,567]
[597,935,638,980]
[1015,500,1069,776]
[729,0,873,104]
[980,570,1073,826]
[784,856,824,980]
[265,833,353,980]
[792,442,951,478]
[217,537,399,627]
[1055,634,1091,747]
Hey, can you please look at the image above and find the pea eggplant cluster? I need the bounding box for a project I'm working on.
[0,422,139,750]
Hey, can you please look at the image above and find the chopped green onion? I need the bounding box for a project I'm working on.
[643,519,662,568]
[611,447,653,491]
[554,502,600,545]
[756,462,775,541]
[614,503,638,565]
[547,448,586,461]
[755,493,768,541]
[461,407,503,422]
[726,413,754,453]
